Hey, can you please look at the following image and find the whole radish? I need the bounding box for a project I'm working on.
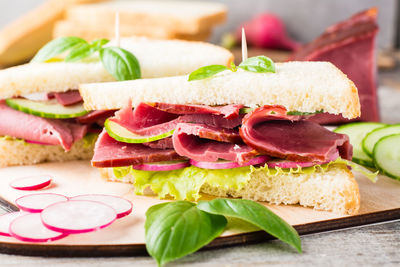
[237,13,300,50]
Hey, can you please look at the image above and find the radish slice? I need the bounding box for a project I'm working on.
[190,155,271,170]
[22,92,50,101]
[132,160,190,171]
[10,175,52,191]
[70,194,132,219]
[16,193,68,213]
[9,213,68,243]
[0,212,24,237]
[267,152,340,169]
[41,200,117,234]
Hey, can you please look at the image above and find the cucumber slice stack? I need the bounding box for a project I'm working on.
[334,122,385,167]
[334,122,400,180]
[6,98,88,119]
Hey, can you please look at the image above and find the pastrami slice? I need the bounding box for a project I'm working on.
[92,130,185,168]
[173,123,258,163]
[240,106,352,162]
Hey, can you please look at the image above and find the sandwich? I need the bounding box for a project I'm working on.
[79,58,367,215]
[0,37,233,167]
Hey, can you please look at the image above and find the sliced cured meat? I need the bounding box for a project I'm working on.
[92,130,185,168]
[240,106,352,162]
[0,102,87,151]
[77,110,116,125]
[53,90,83,106]
[150,103,244,119]
[290,8,379,123]
[180,114,244,129]
[175,123,242,143]
[173,123,257,163]
[143,137,174,149]
[110,102,180,137]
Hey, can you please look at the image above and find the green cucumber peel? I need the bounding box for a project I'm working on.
[104,119,174,144]
[362,124,400,157]
[5,98,88,119]
[188,56,275,81]
[372,134,400,180]
[31,36,140,81]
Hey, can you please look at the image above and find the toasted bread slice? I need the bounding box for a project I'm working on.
[99,164,360,215]
[53,20,213,42]
[80,61,360,119]
[0,37,233,99]
[0,0,105,66]
[65,0,227,34]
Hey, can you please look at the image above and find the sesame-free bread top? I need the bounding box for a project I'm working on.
[80,61,360,119]
[0,37,233,99]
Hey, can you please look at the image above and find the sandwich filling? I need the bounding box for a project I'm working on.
[0,90,114,150]
[91,102,353,200]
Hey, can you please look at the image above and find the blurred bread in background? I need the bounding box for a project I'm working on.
[0,0,105,67]
[54,0,226,41]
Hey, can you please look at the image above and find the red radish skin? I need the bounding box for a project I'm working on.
[10,175,52,191]
[0,212,24,237]
[237,13,300,50]
[132,160,190,172]
[190,155,271,170]
[41,200,117,234]
[15,193,69,213]
[9,213,68,243]
[70,194,133,219]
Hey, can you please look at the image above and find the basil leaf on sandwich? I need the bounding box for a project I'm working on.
[188,64,229,81]
[188,56,275,81]
[99,47,141,81]
[31,36,87,62]
[197,198,302,253]
[31,36,141,81]
[238,55,275,73]
[145,201,227,267]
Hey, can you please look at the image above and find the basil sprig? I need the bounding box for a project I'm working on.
[145,199,301,266]
[188,55,275,81]
[31,36,141,81]
[145,201,227,267]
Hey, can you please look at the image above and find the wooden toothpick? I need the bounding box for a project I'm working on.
[241,28,248,62]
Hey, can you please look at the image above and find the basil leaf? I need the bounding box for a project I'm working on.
[286,109,324,116]
[31,36,87,62]
[238,56,275,73]
[90,39,110,52]
[65,42,92,62]
[197,198,302,253]
[145,201,227,267]
[188,65,228,81]
[99,46,141,81]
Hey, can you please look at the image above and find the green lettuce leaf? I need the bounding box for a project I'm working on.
[0,136,26,145]
[114,157,377,201]
[83,133,98,148]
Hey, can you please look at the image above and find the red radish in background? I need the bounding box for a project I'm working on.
[10,175,52,191]
[237,13,300,50]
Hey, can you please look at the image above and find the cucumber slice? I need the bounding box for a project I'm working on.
[6,98,88,119]
[104,119,174,143]
[373,134,400,180]
[334,122,386,167]
[362,124,400,157]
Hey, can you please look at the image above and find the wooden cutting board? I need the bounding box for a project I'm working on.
[0,161,400,257]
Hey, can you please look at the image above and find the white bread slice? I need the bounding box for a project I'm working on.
[0,37,233,99]
[65,0,227,34]
[99,164,360,215]
[80,61,360,119]
[0,138,94,168]
[0,0,105,67]
[53,20,212,41]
